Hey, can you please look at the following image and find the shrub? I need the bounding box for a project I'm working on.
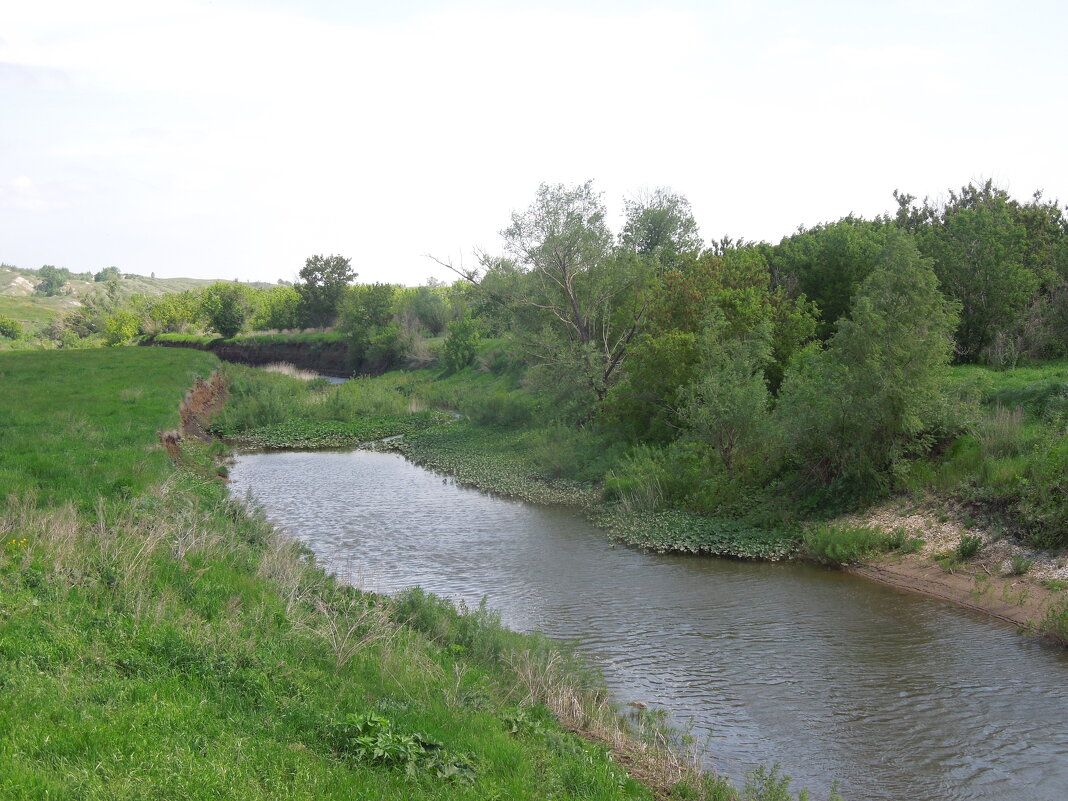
[200,282,252,338]
[103,310,141,346]
[1018,435,1068,549]
[775,232,959,501]
[1041,599,1068,643]
[1008,554,1033,576]
[954,534,983,561]
[443,313,480,373]
[602,444,668,512]
[0,316,21,340]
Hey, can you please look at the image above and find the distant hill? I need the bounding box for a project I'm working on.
[0,264,275,329]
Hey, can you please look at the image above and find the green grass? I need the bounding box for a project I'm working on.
[0,295,63,328]
[802,524,902,565]
[219,413,450,450]
[0,348,220,508]
[151,332,220,345]
[0,348,687,800]
[927,360,1068,549]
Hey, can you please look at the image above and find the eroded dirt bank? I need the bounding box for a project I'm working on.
[159,372,229,458]
[149,337,351,377]
[841,501,1067,635]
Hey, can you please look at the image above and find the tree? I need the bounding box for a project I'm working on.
[251,285,302,331]
[296,254,356,328]
[95,266,121,282]
[144,291,199,334]
[35,265,71,296]
[103,311,141,346]
[765,216,896,338]
[443,312,480,373]
[200,282,251,338]
[602,330,700,443]
[646,248,817,393]
[620,188,702,273]
[405,285,448,335]
[895,181,1054,361]
[775,232,959,497]
[680,318,773,475]
[501,181,651,405]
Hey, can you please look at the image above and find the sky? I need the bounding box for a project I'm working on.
[2,0,1066,285]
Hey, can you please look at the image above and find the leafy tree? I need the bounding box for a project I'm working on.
[103,311,141,346]
[765,217,896,338]
[602,330,700,443]
[680,318,773,476]
[358,283,397,328]
[94,266,121,282]
[362,322,410,373]
[894,180,1067,361]
[336,283,399,370]
[775,232,959,498]
[443,312,481,373]
[251,285,302,330]
[400,284,449,336]
[200,282,251,338]
[35,265,71,296]
[0,316,21,340]
[296,254,355,328]
[500,181,652,406]
[620,187,702,273]
[647,248,816,393]
[144,291,199,334]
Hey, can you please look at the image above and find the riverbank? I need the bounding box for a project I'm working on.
[146,332,353,377]
[1,349,728,800]
[204,359,1068,643]
[838,500,1068,640]
[387,417,1068,642]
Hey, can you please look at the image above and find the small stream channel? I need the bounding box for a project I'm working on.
[229,448,1068,801]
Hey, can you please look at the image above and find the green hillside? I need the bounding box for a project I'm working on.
[0,264,273,331]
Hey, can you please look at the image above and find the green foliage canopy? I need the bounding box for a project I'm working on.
[297,254,356,328]
[200,282,252,338]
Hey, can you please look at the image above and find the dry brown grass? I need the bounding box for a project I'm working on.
[262,362,321,381]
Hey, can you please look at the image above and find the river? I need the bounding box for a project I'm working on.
[229,448,1068,801]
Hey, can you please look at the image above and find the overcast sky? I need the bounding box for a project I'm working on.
[3,0,1065,285]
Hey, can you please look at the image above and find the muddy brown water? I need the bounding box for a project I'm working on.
[229,449,1068,801]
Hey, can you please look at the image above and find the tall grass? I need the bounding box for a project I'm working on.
[802,524,892,565]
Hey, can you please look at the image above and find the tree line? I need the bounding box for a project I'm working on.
[11,177,1068,524]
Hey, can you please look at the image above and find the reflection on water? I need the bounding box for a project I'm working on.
[230,449,1068,801]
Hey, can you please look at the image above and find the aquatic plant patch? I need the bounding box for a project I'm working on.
[393,422,597,508]
[595,508,800,560]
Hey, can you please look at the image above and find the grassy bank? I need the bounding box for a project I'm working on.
[0,350,668,799]
[2,348,848,799]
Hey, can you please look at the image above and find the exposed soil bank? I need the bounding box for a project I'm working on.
[148,336,351,377]
[158,371,229,458]
[848,557,1054,629]
[840,501,1068,638]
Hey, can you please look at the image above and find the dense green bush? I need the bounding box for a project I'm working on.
[775,233,959,501]
[0,316,21,340]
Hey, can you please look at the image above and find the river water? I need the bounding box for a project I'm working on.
[229,448,1068,801]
